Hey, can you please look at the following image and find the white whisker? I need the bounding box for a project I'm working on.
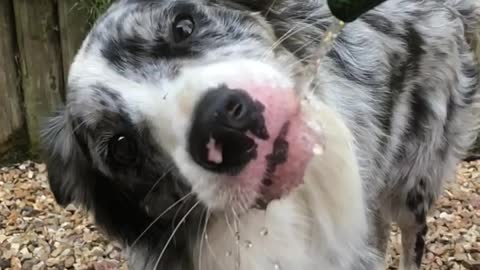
[130,192,193,249]
[143,165,174,201]
[153,200,201,269]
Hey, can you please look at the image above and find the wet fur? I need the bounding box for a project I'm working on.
[41,0,480,270]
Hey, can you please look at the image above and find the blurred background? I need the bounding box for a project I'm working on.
[0,0,111,165]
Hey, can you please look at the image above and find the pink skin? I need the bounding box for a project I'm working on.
[206,84,317,204]
[207,138,223,164]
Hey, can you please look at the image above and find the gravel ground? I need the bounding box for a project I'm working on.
[0,160,478,270]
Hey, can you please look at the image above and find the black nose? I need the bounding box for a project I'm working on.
[188,85,269,174]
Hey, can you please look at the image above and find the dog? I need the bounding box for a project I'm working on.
[41,0,480,269]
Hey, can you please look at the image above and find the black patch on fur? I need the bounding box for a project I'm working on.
[42,102,204,270]
[101,2,209,72]
[381,24,425,152]
[402,23,426,77]
[264,122,290,178]
[102,34,199,72]
[408,85,432,139]
[406,178,434,224]
[402,25,429,138]
[414,224,428,267]
[391,24,427,161]
[361,13,398,38]
[257,123,289,208]
[461,60,479,106]
[440,95,456,161]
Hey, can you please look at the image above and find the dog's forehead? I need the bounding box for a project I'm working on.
[75,0,266,80]
[65,0,280,130]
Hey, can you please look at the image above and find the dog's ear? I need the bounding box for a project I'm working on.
[40,108,91,207]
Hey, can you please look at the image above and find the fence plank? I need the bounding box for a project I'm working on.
[0,0,27,160]
[13,0,64,156]
[58,0,90,84]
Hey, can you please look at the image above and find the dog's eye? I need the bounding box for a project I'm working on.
[108,135,138,166]
[172,14,195,43]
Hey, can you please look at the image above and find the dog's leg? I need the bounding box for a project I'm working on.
[373,213,391,269]
[398,178,433,270]
[398,219,427,270]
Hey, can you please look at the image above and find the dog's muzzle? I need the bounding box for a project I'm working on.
[188,85,271,174]
[186,81,321,205]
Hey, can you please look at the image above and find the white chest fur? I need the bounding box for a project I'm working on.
[195,99,375,270]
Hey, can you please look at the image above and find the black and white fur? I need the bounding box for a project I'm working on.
[41,0,480,269]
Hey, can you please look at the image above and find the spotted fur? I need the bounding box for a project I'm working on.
[41,0,480,270]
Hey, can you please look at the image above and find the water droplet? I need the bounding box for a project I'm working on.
[260,227,269,236]
[225,251,232,257]
[274,263,281,270]
[245,240,253,249]
[204,234,208,240]
[313,144,324,155]
[307,121,322,133]
[235,232,241,241]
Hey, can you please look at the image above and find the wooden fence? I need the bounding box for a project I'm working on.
[0,0,91,163]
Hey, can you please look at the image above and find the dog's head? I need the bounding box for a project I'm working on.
[42,0,328,216]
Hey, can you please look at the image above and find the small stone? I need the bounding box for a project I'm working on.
[22,259,36,270]
[108,249,121,260]
[65,204,77,212]
[10,256,21,269]
[93,260,118,270]
[91,247,105,257]
[20,247,32,259]
[51,248,62,257]
[61,248,73,257]
[0,234,7,243]
[11,243,20,253]
[36,164,47,173]
[439,212,454,221]
[64,256,75,268]
[32,261,46,270]
[0,258,11,269]
[46,258,58,267]
[430,246,447,256]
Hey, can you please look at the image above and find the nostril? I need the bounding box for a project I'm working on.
[226,99,246,121]
[188,85,270,174]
